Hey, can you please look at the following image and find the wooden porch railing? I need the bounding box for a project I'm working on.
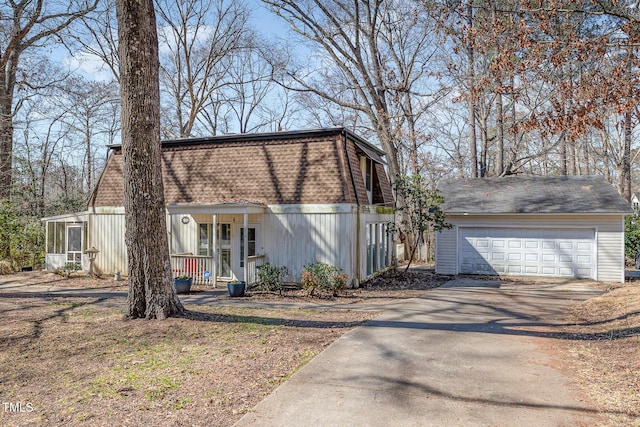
[247,254,266,285]
[170,253,267,286]
[170,254,214,286]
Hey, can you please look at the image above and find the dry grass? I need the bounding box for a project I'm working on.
[2,271,639,426]
[560,281,640,426]
[0,296,375,426]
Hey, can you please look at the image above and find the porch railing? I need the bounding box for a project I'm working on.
[170,254,214,286]
[247,254,266,285]
[170,253,267,286]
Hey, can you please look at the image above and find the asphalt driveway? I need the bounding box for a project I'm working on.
[235,277,603,427]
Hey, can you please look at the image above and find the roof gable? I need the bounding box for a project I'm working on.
[90,128,394,208]
[439,176,632,215]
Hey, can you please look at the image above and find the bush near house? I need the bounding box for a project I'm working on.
[0,201,45,272]
[301,261,348,297]
[624,216,640,263]
[255,263,289,295]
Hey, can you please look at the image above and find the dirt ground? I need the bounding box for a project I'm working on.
[556,280,640,426]
[0,270,638,426]
[0,269,446,427]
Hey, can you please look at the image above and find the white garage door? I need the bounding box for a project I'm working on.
[459,227,595,278]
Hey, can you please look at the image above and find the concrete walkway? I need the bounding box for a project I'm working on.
[235,278,603,427]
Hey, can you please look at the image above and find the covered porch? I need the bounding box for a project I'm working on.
[167,203,266,287]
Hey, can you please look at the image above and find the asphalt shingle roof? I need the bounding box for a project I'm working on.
[89,128,394,208]
[439,175,632,214]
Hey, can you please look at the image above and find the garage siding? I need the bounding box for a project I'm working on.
[435,227,457,275]
[596,218,625,282]
[436,215,625,282]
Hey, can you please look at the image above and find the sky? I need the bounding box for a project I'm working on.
[63,0,299,83]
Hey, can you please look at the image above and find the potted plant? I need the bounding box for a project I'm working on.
[173,275,193,294]
[227,280,246,297]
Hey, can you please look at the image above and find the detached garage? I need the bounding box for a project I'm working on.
[436,176,632,283]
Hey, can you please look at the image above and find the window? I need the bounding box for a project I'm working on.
[366,224,373,276]
[198,223,212,256]
[360,156,374,204]
[46,222,70,254]
[366,222,389,276]
[239,227,256,268]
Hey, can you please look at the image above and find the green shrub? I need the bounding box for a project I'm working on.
[301,262,348,297]
[256,263,289,295]
[625,216,640,260]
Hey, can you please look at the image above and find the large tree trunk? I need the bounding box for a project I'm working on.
[116,0,184,319]
[559,136,567,175]
[0,69,15,258]
[466,0,478,178]
[623,111,632,202]
[496,90,504,176]
[0,56,16,203]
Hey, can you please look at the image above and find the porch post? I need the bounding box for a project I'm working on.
[243,211,248,283]
[212,213,218,288]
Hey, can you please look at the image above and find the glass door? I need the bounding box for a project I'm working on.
[218,223,232,278]
[66,225,83,264]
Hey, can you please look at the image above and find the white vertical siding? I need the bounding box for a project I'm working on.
[261,210,354,281]
[435,226,458,275]
[80,205,399,282]
[596,218,625,282]
[170,214,198,254]
[91,213,127,276]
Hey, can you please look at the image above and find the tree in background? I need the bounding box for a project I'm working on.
[115,0,184,319]
[262,0,443,179]
[0,0,98,202]
[0,0,97,261]
[391,174,450,270]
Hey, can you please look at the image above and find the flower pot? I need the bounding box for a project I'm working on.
[227,281,246,297]
[174,278,193,294]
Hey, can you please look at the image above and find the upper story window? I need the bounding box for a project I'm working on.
[360,156,374,204]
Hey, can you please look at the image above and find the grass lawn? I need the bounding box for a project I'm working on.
[0,271,638,426]
[0,296,375,426]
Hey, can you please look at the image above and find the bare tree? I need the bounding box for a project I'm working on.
[222,39,279,133]
[53,77,119,192]
[263,0,441,180]
[0,0,98,202]
[156,0,249,138]
[116,0,184,319]
[74,0,121,82]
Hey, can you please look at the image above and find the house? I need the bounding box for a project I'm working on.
[42,128,395,286]
[632,192,639,216]
[435,175,632,283]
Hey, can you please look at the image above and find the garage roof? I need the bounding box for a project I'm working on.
[439,175,633,214]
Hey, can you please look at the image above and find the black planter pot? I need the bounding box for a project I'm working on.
[174,278,193,294]
[227,281,246,297]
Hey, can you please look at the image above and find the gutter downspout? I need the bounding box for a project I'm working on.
[343,131,361,285]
